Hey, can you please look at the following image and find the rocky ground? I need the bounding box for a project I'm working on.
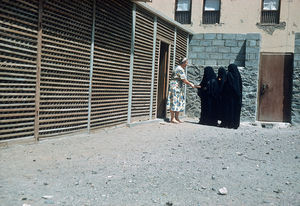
[0,118,299,206]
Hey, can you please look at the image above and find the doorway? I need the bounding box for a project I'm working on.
[258,52,293,122]
[156,41,170,118]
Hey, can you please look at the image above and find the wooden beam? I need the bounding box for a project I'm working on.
[34,0,44,141]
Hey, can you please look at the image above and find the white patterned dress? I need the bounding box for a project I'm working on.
[166,65,186,112]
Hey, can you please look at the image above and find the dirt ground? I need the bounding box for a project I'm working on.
[0,118,299,206]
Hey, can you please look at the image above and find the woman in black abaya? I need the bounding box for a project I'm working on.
[197,66,219,126]
[224,64,243,129]
[216,67,227,127]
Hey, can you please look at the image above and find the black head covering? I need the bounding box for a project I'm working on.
[199,66,218,98]
[200,66,216,87]
[227,64,242,103]
[217,67,226,92]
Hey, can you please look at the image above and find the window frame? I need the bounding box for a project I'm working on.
[175,0,192,24]
[260,0,281,24]
[202,0,221,25]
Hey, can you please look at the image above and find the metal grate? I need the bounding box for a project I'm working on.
[131,6,154,122]
[261,11,280,24]
[175,11,191,24]
[202,11,220,24]
[175,30,188,66]
[38,0,93,137]
[152,39,160,118]
[0,0,39,140]
[90,0,132,129]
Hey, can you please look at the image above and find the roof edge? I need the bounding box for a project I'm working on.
[133,1,194,35]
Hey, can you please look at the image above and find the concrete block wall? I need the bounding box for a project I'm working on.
[187,33,261,122]
[292,33,300,123]
[189,33,246,67]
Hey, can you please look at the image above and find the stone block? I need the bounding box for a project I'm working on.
[295,61,300,67]
[204,59,217,66]
[248,40,257,47]
[219,47,231,53]
[191,59,205,66]
[190,39,201,46]
[198,52,209,59]
[200,40,212,46]
[223,53,237,60]
[295,39,300,46]
[205,47,219,52]
[246,33,261,40]
[246,47,260,54]
[295,33,300,39]
[231,47,243,54]
[225,40,237,47]
[210,53,222,59]
[294,47,300,54]
[212,40,225,46]
[223,34,236,40]
[294,54,300,61]
[188,53,198,58]
[204,33,217,40]
[246,53,257,60]
[191,46,205,52]
[192,34,204,40]
[236,34,246,41]
[217,34,223,39]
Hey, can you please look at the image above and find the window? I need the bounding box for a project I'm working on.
[261,0,280,24]
[202,0,220,24]
[175,0,192,24]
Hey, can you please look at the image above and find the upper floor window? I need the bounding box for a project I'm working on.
[261,0,280,24]
[203,0,220,24]
[175,0,191,24]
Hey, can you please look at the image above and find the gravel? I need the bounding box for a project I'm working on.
[0,118,299,206]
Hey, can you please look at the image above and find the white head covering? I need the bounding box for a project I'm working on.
[179,57,188,65]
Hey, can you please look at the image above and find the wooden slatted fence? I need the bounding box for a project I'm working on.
[131,6,154,122]
[0,0,189,141]
[90,0,132,129]
[0,0,39,140]
[175,30,188,66]
[38,0,93,137]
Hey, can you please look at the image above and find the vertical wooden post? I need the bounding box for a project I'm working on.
[184,34,190,117]
[149,16,157,120]
[127,3,136,124]
[34,0,43,141]
[88,0,96,133]
[172,27,177,70]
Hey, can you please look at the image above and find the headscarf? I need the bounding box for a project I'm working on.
[199,66,218,98]
[200,66,216,88]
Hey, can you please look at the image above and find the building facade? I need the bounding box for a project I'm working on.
[147,0,300,124]
[147,0,300,53]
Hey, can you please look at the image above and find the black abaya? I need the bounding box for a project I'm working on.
[197,67,219,126]
[223,64,242,129]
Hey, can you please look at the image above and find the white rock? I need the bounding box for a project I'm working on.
[42,195,53,199]
[218,187,228,195]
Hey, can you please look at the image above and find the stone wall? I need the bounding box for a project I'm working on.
[186,33,261,122]
[292,33,300,123]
